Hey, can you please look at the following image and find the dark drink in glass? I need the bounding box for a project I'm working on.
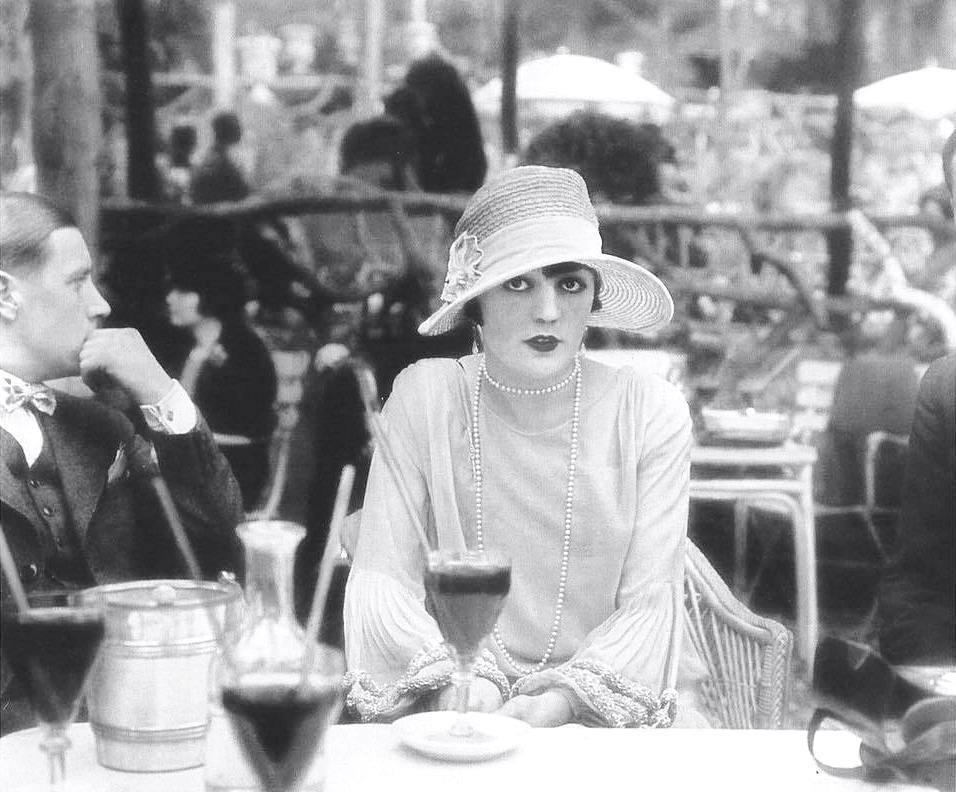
[1,606,105,724]
[222,672,342,792]
[0,591,105,791]
[424,558,511,661]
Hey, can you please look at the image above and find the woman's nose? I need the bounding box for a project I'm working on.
[534,285,560,321]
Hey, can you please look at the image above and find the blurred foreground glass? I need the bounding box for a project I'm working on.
[424,549,511,740]
[0,591,105,791]
[205,520,344,792]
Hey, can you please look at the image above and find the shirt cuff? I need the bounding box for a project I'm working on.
[139,380,198,435]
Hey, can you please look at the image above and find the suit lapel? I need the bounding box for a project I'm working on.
[0,427,37,523]
[40,399,117,546]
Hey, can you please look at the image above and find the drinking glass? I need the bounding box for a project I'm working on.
[424,549,511,740]
[0,590,106,791]
[219,646,344,792]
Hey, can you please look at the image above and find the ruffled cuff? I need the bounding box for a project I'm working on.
[512,658,677,728]
[344,644,510,723]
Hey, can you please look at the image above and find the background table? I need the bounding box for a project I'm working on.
[690,442,819,667]
[0,722,934,792]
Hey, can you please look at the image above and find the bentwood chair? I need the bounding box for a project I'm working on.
[248,348,313,519]
[684,541,793,728]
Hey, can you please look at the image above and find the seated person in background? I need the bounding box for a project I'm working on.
[190,112,250,205]
[878,131,956,665]
[344,166,708,727]
[337,116,473,397]
[159,123,197,205]
[817,317,920,507]
[165,255,277,511]
[1,192,243,732]
[293,118,472,624]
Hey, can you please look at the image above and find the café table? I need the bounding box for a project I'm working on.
[690,441,819,668]
[0,722,935,792]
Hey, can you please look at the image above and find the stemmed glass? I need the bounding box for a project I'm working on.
[0,591,105,791]
[424,549,511,740]
[219,648,345,792]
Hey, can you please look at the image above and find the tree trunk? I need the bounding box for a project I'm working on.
[500,0,520,160]
[827,0,864,306]
[30,0,101,252]
[117,0,160,201]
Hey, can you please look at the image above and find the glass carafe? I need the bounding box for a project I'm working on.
[205,520,344,792]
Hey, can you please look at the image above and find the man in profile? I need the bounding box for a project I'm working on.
[878,130,956,664]
[1,191,244,729]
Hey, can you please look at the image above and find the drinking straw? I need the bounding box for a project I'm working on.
[0,524,30,612]
[300,464,355,689]
[352,364,433,555]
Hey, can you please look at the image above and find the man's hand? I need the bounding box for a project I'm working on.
[79,328,174,405]
[435,677,503,713]
[496,690,574,727]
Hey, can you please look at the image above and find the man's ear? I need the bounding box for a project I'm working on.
[0,270,22,321]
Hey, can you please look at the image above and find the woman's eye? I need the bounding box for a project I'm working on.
[504,277,530,291]
[559,277,585,293]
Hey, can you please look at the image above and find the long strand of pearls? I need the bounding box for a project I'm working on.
[472,354,581,675]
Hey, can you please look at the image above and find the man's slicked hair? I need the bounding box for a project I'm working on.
[0,191,76,274]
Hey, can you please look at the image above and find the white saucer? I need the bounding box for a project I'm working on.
[393,711,531,762]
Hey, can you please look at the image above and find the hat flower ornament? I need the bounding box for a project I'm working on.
[440,233,483,303]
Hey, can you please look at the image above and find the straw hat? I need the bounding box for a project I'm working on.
[418,165,673,336]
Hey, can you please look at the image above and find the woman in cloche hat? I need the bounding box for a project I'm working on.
[344,166,707,728]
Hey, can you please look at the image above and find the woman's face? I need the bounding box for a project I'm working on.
[166,288,202,328]
[477,263,595,387]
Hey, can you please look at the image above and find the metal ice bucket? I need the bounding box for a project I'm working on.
[82,579,242,772]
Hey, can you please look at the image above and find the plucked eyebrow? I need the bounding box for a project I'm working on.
[542,262,591,279]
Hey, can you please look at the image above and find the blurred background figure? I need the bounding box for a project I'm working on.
[293,115,472,627]
[165,254,277,510]
[877,130,956,665]
[385,53,487,194]
[158,123,197,205]
[190,111,250,204]
[816,317,920,507]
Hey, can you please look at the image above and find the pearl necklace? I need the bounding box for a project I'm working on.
[471,354,582,675]
[483,358,579,396]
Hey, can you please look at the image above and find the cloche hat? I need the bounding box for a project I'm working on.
[418,165,673,336]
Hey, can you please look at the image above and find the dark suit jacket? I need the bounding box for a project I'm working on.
[1,391,244,731]
[879,352,956,664]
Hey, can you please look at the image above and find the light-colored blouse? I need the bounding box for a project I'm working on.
[344,353,706,726]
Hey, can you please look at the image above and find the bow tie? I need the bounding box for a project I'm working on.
[1,378,57,416]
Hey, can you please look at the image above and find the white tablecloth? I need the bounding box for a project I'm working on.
[0,723,933,792]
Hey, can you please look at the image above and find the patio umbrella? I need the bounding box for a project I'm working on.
[854,65,956,120]
[473,52,675,121]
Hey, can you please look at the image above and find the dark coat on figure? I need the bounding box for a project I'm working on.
[878,351,956,664]
[1,391,244,732]
[175,322,278,510]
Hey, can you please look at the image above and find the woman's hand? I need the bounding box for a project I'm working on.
[435,677,503,713]
[496,690,574,727]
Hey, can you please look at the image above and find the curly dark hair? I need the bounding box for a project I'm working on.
[522,111,666,205]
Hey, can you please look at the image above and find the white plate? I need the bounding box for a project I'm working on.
[393,711,531,762]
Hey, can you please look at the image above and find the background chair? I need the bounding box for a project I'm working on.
[685,540,793,728]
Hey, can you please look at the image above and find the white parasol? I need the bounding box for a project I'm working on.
[854,65,956,120]
[473,53,675,121]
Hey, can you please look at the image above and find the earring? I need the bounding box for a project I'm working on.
[472,323,483,354]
